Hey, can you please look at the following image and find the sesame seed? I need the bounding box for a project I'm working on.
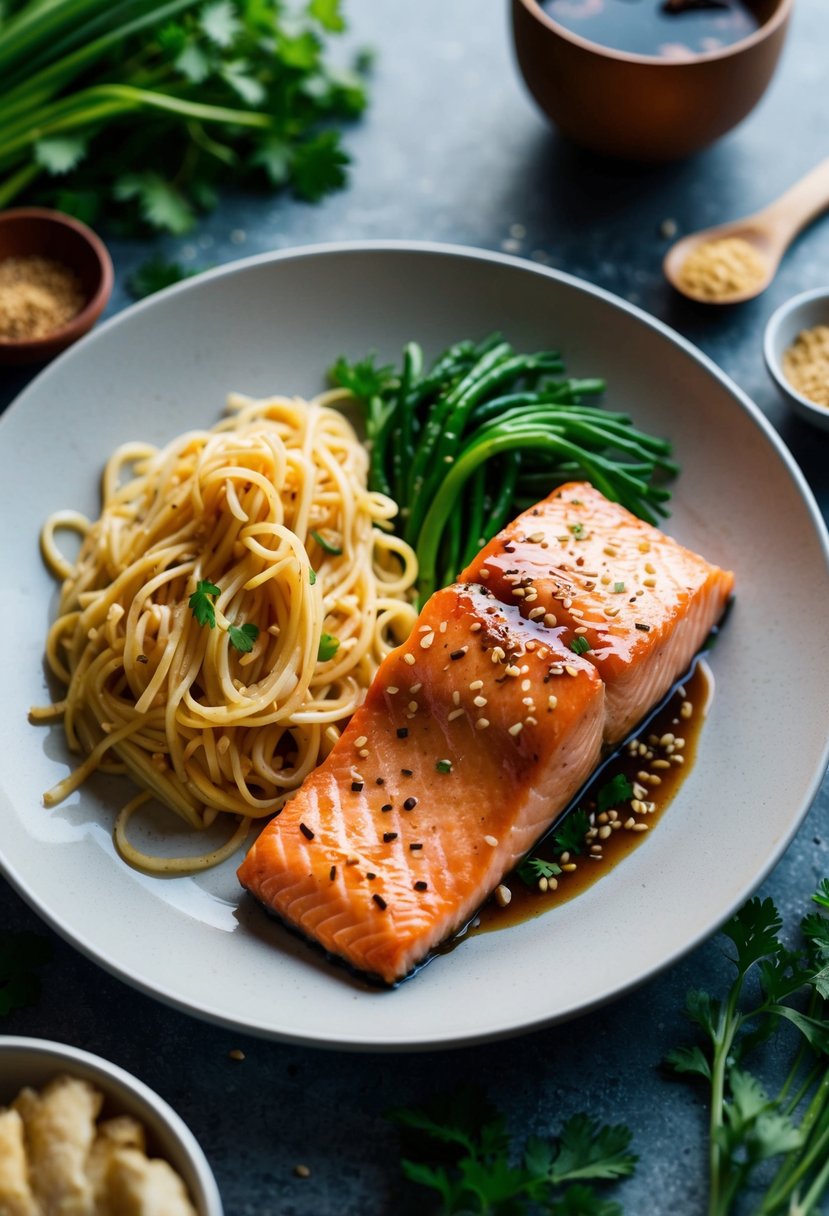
[473,695,488,707]
[470,679,484,690]
[561,862,577,872]
[539,876,549,892]
[448,707,465,721]
[495,884,512,907]
[645,562,656,574]
[401,768,413,776]
[294,1164,311,1179]
[299,822,314,840]
[409,842,423,851]
[508,722,523,736]
[574,626,588,635]
[359,749,369,759]
[671,754,685,765]
[680,701,693,719]
[410,683,422,694]
[397,727,408,738]
[329,865,337,879]
[403,796,418,810]
[452,690,461,705]
[505,665,521,677]
[635,622,650,632]
[408,700,418,712]
[603,545,618,557]
[484,835,498,846]
[521,678,532,691]
[420,633,435,649]
[638,541,651,553]
[373,893,387,910]
[652,758,671,769]
[565,664,579,677]
[450,648,467,660]
[544,613,557,627]
[479,569,490,579]
[643,577,656,589]
[383,831,398,842]
[624,817,636,830]
[476,718,490,730]
[547,695,558,709]
[470,621,482,632]
[632,822,649,833]
[526,716,538,726]
[351,781,364,792]
[386,686,399,695]
[439,621,447,633]
[598,825,612,840]
[403,653,416,665]
[381,803,393,812]
[529,531,545,542]
[228,1048,246,1061]
[414,880,428,891]
[354,735,367,748]
[528,607,546,620]
[346,855,359,866]
[522,696,534,706]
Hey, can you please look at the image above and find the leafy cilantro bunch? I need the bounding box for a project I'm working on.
[0,0,368,233]
[391,1086,637,1216]
[667,880,829,1216]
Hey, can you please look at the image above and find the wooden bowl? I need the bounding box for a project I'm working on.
[0,207,113,365]
[511,0,793,162]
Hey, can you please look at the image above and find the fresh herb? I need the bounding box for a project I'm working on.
[596,773,633,814]
[0,931,52,1016]
[666,882,829,1216]
[309,568,317,585]
[570,636,591,655]
[189,578,220,628]
[227,622,259,653]
[435,759,453,773]
[330,335,677,603]
[553,808,591,857]
[310,529,343,556]
[0,0,368,232]
[318,632,340,661]
[390,1086,636,1215]
[517,855,562,887]
[127,256,201,300]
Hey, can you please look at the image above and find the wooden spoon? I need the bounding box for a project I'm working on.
[663,158,829,304]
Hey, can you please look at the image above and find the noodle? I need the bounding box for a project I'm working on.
[34,391,418,872]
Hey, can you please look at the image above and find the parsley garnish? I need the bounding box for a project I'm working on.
[0,931,52,1017]
[390,1086,636,1214]
[318,633,340,662]
[189,579,220,628]
[310,530,343,556]
[517,856,562,887]
[570,636,591,655]
[666,883,829,1214]
[227,622,259,654]
[127,257,200,300]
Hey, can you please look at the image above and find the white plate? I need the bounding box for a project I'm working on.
[2,242,828,1050]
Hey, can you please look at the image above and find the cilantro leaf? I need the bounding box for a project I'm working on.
[722,896,783,974]
[291,130,349,201]
[0,931,52,1017]
[664,1045,711,1081]
[544,1114,637,1184]
[200,0,241,47]
[553,808,590,857]
[228,622,259,653]
[127,257,200,300]
[251,133,293,186]
[813,879,829,910]
[114,172,195,235]
[189,579,220,628]
[517,856,562,887]
[33,135,88,175]
[596,773,632,814]
[318,633,340,661]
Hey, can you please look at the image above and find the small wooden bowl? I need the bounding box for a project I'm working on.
[0,207,113,365]
[511,0,793,162]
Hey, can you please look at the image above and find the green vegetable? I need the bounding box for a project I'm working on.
[309,568,317,585]
[318,632,339,661]
[0,931,52,1016]
[596,773,633,814]
[188,577,220,627]
[0,0,368,232]
[391,1086,636,1215]
[552,808,591,858]
[435,759,453,774]
[310,528,343,556]
[569,636,591,655]
[666,882,829,1216]
[330,335,677,603]
[227,621,259,653]
[517,855,562,887]
[127,256,201,299]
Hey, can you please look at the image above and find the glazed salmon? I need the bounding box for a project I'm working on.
[459,482,734,744]
[237,582,605,984]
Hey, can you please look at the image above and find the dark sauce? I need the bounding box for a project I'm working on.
[470,659,711,935]
[541,0,763,59]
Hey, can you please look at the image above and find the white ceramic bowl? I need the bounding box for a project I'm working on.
[764,287,829,431]
[0,1037,223,1215]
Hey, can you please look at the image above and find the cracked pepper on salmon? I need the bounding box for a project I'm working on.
[237,482,734,984]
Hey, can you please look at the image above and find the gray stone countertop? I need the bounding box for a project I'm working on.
[1,1,828,1213]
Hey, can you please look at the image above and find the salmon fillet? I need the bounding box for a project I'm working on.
[237,583,605,984]
[459,482,734,744]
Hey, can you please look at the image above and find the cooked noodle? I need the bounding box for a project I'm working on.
[33,391,418,872]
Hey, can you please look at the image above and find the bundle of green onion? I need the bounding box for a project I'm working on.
[331,335,678,603]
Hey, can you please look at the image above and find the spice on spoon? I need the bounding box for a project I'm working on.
[782,325,829,408]
[0,254,85,341]
[677,236,768,301]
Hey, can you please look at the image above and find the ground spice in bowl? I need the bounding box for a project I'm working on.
[678,236,768,301]
[0,254,85,342]
[782,325,829,408]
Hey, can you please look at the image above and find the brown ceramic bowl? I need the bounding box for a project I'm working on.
[511,0,793,162]
[0,207,113,365]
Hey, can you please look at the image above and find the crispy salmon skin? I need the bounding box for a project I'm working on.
[460,482,734,743]
[237,583,604,985]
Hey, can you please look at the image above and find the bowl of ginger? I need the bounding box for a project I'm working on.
[764,287,829,432]
[0,207,113,365]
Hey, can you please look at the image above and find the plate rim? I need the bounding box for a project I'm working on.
[2,239,828,1051]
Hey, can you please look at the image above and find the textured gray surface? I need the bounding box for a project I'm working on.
[2,1,828,1212]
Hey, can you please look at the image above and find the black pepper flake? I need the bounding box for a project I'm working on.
[409,842,423,851]
[329,865,336,881]
[366,872,376,881]
[635,622,651,632]
[414,880,428,891]
[396,727,408,738]
[351,781,364,792]
[375,777,385,785]
[136,654,148,664]
[449,649,466,660]
[401,768,413,777]
[383,831,398,842]
[373,893,387,910]
[299,822,314,840]
[381,803,393,812]
[403,796,418,811]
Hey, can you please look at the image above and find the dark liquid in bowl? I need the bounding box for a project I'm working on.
[541,0,761,58]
